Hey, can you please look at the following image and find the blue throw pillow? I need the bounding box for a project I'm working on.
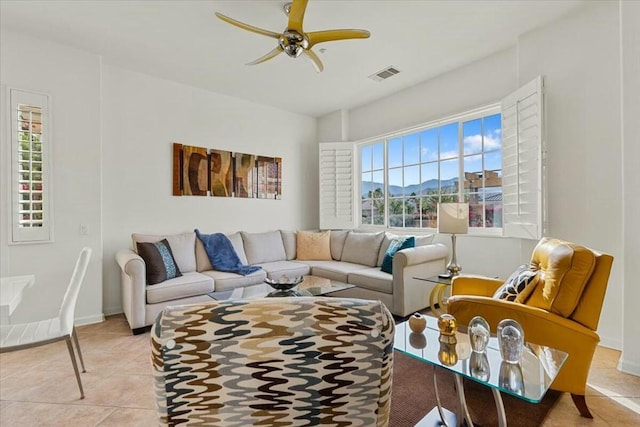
[136,238,182,285]
[381,236,415,274]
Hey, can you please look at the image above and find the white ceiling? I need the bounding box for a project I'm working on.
[0,0,585,118]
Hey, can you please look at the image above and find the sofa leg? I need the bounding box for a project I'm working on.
[132,326,151,335]
[571,393,593,418]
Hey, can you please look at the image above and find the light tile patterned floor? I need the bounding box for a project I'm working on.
[0,314,638,426]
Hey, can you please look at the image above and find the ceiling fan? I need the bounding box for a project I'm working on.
[214,0,370,72]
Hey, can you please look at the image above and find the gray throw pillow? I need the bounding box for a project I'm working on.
[341,231,385,267]
[240,231,286,264]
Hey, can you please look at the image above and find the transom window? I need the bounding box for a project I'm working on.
[360,107,502,231]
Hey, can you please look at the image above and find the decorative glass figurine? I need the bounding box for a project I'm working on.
[408,312,427,334]
[437,313,457,344]
[470,351,490,381]
[438,341,458,366]
[499,361,525,395]
[497,319,525,363]
[468,316,490,353]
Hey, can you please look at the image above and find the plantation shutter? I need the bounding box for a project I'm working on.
[10,89,53,243]
[501,76,545,239]
[319,142,355,230]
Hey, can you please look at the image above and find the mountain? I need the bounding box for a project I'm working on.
[361,178,458,197]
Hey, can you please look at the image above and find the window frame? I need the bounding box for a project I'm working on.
[356,104,503,236]
[7,88,54,244]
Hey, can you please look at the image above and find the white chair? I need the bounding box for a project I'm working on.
[0,247,92,399]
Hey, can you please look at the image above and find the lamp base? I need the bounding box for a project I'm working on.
[438,273,453,279]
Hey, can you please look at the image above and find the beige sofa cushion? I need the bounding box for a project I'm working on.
[241,231,286,264]
[195,232,248,272]
[341,231,385,267]
[296,230,332,261]
[201,269,267,292]
[145,272,213,304]
[132,232,196,273]
[280,230,297,260]
[348,268,393,294]
[330,230,349,261]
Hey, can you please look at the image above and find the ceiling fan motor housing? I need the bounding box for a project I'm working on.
[279,30,308,58]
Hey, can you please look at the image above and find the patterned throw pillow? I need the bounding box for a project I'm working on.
[493,265,540,302]
[136,238,182,285]
[380,236,415,274]
[296,230,332,261]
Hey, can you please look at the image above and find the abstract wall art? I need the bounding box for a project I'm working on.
[210,149,233,197]
[173,143,282,200]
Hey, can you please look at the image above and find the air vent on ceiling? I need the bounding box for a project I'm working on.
[369,66,401,82]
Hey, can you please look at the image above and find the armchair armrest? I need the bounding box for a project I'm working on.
[448,296,598,339]
[115,249,147,331]
[451,275,504,297]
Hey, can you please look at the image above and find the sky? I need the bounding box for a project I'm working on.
[361,113,502,192]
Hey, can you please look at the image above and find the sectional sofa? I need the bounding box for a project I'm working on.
[115,229,448,333]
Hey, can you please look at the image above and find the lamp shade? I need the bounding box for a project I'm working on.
[438,203,469,234]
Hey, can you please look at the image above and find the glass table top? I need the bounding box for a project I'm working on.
[394,316,568,404]
[413,275,453,285]
[209,275,355,301]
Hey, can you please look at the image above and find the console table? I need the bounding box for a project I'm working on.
[394,317,567,426]
[0,275,35,324]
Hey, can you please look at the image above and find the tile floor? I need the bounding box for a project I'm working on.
[1,314,639,426]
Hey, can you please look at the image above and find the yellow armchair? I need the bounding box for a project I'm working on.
[448,238,613,418]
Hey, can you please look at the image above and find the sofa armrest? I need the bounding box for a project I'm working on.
[391,243,448,316]
[395,244,449,267]
[115,249,147,331]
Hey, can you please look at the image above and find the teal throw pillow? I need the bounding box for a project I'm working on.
[381,236,415,274]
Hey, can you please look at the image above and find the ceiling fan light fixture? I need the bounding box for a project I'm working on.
[279,30,309,58]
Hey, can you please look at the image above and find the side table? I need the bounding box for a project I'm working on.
[413,275,453,315]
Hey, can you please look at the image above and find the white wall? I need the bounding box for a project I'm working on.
[0,30,103,324]
[100,66,317,314]
[517,0,623,349]
[620,0,640,376]
[319,1,632,365]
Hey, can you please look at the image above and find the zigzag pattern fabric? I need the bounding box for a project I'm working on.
[151,297,395,426]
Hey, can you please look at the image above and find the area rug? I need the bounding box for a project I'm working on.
[390,351,562,427]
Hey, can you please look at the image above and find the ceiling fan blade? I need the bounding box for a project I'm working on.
[215,12,281,39]
[247,46,284,66]
[303,49,324,73]
[307,29,371,48]
[287,0,308,33]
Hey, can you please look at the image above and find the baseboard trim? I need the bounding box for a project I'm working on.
[618,358,640,377]
[598,337,622,350]
[75,313,105,326]
[103,306,123,316]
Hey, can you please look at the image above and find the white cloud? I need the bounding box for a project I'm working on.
[463,132,501,154]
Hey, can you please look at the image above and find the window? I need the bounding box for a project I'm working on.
[9,89,52,243]
[359,107,502,231]
[320,76,544,237]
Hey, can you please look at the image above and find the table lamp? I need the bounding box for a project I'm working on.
[437,202,469,278]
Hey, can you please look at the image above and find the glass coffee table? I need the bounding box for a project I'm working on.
[209,275,355,301]
[394,317,567,427]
